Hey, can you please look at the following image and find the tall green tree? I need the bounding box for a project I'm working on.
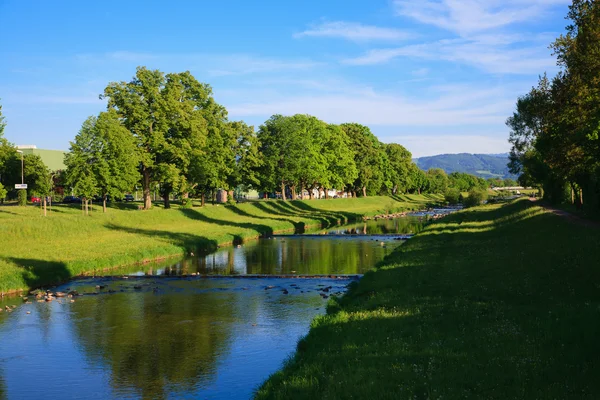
[257,115,306,200]
[426,168,449,194]
[227,121,263,192]
[322,124,358,198]
[65,111,140,213]
[384,143,412,194]
[340,123,384,197]
[102,67,168,210]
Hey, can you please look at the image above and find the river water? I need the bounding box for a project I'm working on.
[0,216,427,399]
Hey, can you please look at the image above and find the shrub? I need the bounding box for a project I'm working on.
[17,189,27,206]
[463,188,488,208]
[444,188,461,205]
[181,197,193,208]
[0,183,6,202]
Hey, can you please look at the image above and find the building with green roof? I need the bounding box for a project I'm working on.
[16,145,67,171]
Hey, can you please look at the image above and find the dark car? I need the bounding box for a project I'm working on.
[93,195,111,203]
[124,194,135,202]
[63,196,81,204]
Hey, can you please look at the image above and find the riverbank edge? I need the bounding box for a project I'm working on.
[254,199,592,399]
[0,222,321,297]
[0,200,437,296]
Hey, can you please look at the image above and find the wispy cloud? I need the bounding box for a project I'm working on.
[227,83,514,127]
[393,0,570,37]
[337,0,567,73]
[7,94,103,105]
[343,37,555,74]
[205,55,323,77]
[294,21,413,42]
[73,52,323,77]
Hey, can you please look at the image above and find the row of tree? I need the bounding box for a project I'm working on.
[1,67,494,213]
[507,0,600,212]
[62,67,424,210]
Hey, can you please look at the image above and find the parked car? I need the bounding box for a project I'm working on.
[31,196,41,203]
[124,194,135,202]
[63,196,82,204]
[93,195,111,203]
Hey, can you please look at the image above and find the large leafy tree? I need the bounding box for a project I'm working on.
[102,67,223,209]
[65,111,140,213]
[322,124,358,198]
[17,154,52,214]
[384,143,412,195]
[507,1,600,209]
[407,164,429,195]
[227,121,263,192]
[102,67,168,210]
[257,115,306,200]
[426,168,449,194]
[340,123,384,197]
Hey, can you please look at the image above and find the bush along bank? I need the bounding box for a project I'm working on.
[256,199,600,399]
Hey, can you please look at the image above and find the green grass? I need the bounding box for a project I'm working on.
[0,194,441,293]
[256,199,600,399]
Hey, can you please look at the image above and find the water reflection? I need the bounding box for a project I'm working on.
[0,217,426,399]
[92,217,426,278]
[0,277,350,399]
[318,216,427,235]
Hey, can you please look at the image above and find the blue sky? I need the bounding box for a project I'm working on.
[0,0,570,157]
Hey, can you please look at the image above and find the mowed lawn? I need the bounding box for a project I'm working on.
[0,194,441,293]
[257,199,600,399]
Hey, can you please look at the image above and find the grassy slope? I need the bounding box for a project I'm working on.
[257,199,600,399]
[0,194,440,293]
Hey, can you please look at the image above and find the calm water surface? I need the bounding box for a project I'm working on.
[0,217,425,399]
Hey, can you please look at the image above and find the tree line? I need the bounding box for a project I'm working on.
[507,0,600,212]
[0,68,493,213]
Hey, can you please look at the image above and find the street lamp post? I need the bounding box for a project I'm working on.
[16,150,23,184]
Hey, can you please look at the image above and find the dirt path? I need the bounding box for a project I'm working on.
[530,198,600,228]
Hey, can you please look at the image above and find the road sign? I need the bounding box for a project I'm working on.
[15,184,28,189]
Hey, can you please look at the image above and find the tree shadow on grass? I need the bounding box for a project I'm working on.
[227,204,306,232]
[0,209,19,215]
[6,257,72,289]
[178,208,276,238]
[258,200,355,227]
[286,200,358,225]
[105,223,220,254]
[258,201,600,399]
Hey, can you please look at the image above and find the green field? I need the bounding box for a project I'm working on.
[257,199,600,399]
[0,194,441,293]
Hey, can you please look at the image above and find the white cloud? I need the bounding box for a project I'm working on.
[8,94,103,105]
[294,21,413,42]
[74,52,323,77]
[412,68,430,77]
[205,55,322,76]
[389,134,510,158]
[227,83,514,128]
[393,0,570,37]
[343,38,556,74]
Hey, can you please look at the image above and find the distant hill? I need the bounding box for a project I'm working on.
[414,153,516,179]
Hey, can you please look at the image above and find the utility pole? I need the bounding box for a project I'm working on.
[16,150,23,184]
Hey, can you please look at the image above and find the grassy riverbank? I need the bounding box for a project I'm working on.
[257,199,600,399]
[0,194,440,293]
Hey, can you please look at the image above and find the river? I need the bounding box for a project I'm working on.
[0,216,428,399]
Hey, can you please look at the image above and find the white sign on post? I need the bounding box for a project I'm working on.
[15,184,28,189]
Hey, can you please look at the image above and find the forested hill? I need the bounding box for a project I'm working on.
[414,153,516,179]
